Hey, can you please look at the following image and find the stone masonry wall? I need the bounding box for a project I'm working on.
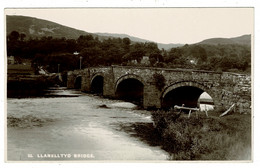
[88,67,115,97]
[81,69,91,92]
[67,66,251,113]
[67,70,83,89]
[220,73,251,113]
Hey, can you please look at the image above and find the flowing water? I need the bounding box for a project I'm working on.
[7,88,169,161]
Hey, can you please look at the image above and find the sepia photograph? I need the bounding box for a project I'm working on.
[4,7,253,162]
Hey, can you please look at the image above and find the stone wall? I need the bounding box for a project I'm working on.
[67,69,83,89]
[220,73,251,113]
[67,66,251,113]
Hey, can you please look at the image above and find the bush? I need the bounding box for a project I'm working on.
[151,110,251,160]
[153,72,166,91]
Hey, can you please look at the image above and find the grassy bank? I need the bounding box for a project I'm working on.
[151,110,251,160]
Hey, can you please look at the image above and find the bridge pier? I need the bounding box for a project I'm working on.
[81,69,91,92]
[143,85,161,109]
[67,71,77,89]
[103,67,115,97]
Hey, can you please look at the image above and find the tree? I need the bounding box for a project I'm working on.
[198,47,207,62]
[123,37,131,46]
[81,46,103,67]
[77,34,96,51]
[208,55,222,70]
[7,31,20,42]
[166,48,183,63]
[144,42,160,55]
[122,37,131,52]
[66,39,77,53]
[103,46,124,65]
[130,43,145,63]
[7,31,22,56]
[149,52,163,65]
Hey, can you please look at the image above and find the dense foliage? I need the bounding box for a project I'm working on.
[151,109,251,160]
[7,31,251,73]
[153,73,166,91]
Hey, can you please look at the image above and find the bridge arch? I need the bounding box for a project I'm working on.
[115,74,145,105]
[90,73,104,95]
[161,81,217,109]
[74,76,82,89]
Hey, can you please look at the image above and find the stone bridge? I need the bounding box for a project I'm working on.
[67,66,251,113]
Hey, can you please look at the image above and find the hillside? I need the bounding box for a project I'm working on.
[7,15,250,50]
[95,32,151,44]
[6,15,90,39]
[95,32,184,50]
[198,34,251,46]
[6,15,183,50]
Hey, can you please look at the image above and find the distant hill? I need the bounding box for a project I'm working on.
[6,15,90,39]
[6,15,250,50]
[197,35,251,46]
[6,15,183,50]
[95,32,184,50]
[95,32,151,44]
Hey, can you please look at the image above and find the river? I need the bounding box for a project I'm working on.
[7,88,169,161]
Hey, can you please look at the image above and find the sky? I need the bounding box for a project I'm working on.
[5,8,254,44]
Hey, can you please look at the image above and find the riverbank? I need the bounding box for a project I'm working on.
[7,73,63,98]
[150,110,251,160]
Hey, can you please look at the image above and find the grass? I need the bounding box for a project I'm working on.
[151,109,251,160]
